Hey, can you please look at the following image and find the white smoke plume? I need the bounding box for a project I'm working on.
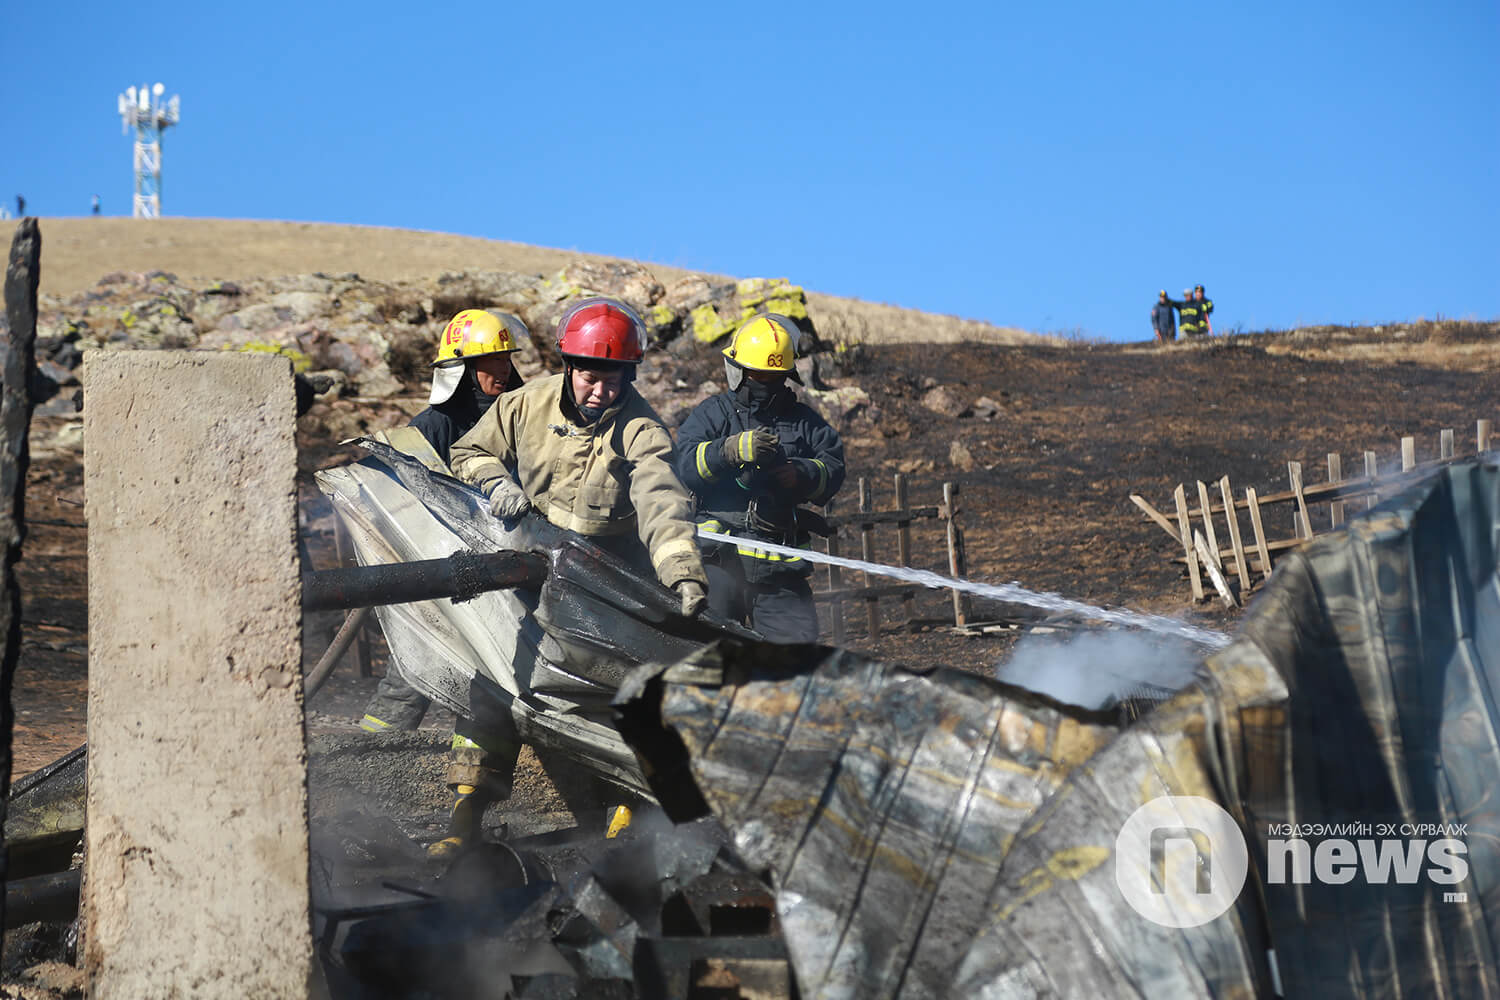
[994,628,1205,711]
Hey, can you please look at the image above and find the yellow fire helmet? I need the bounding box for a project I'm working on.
[429,309,527,404]
[723,313,803,382]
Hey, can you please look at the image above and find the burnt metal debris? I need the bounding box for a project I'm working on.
[616,459,1500,999]
[314,816,790,999]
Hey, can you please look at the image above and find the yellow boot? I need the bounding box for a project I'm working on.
[427,784,487,860]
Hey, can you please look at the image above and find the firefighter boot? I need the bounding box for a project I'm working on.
[427,784,493,860]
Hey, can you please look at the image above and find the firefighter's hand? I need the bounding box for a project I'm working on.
[675,580,707,618]
[485,477,531,519]
[721,429,780,468]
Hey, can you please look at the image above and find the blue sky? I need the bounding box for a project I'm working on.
[5,1,1496,340]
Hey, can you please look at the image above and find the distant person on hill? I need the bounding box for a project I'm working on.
[1175,288,1203,338]
[14,195,24,217]
[1194,284,1214,335]
[1151,290,1177,343]
[91,195,101,216]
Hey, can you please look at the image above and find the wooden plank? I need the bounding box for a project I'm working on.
[1441,428,1454,461]
[1173,533,1305,565]
[823,506,940,527]
[1246,487,1273,582]
[1195,530,1237,608]
[893,474,915,625]
[825,497,845,645]
[1288,461,1313,540]
[942,482,971,625]
[1219,475,1251,585]
[1327,453,1345,529]
[1364,451,1379,510]
[1401,436,1416,472]
[813,583,920,603]
[858,478,879,638]
[1131,493,1183,541]
[1479,419,1492,455]
[1174,483,1204,602]
[1196,480,1223,569]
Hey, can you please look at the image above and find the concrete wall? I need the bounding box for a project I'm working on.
[82,352,310,998]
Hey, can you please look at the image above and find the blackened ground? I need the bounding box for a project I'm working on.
[12,330,1500,773]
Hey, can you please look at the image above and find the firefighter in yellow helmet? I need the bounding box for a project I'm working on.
[675,313,845,641]
[359,312,532,861]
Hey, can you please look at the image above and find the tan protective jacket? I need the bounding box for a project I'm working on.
[450,373,706,589]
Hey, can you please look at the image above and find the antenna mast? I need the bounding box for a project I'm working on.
[116,82,180,218]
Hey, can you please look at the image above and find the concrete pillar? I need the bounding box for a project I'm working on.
[82,352,310,998]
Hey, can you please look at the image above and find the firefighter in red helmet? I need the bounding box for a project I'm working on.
[451,296,707,608]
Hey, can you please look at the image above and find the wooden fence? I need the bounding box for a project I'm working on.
[814,475,970,642]
[1132,420,1494,606]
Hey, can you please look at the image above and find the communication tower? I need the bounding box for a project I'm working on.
[116,83,180,218]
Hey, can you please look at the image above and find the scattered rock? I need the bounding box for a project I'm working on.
[802,385,870,426]
[949,439,975,471]
[921,385,969,418]
[971,396,1002,420]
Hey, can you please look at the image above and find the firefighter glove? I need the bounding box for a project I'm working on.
[675,580,707,618]
[721,429,780,468]
[484,476,531,519]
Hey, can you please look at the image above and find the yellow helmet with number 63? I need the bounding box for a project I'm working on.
[723,314,799,375]
[429,309,528,404]
[434,309,524,367]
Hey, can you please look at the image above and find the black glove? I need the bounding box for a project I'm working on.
[721,429,780,468]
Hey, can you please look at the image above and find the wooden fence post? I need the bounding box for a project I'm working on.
[1479,419,1492,455]
[1174,484,1204,602]
[1219,475,1250,588]
[1364,451,1379,509]
[858,478,880,638]
[1288,461,1313,540]
[825,498,846,645]
[1246,487,1272,582]
[1327,453,1345,529]
[1401,436,1416,472]
[893,474,915,626]
[1196,480,1223,570]
[942,482,970,625]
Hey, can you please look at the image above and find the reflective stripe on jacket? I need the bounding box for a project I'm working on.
[450,373,706,589]
[675,390,846,515]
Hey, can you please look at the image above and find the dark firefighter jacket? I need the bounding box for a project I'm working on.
[1151,301,1176,340]
[1173,298,1203,336]
[1198,296,1214,332]
[407,367,524,466]
[676,387,845,580]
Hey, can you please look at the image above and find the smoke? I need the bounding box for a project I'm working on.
[994,628,1205,711]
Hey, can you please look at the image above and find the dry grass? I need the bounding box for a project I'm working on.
[30,217,1043,346]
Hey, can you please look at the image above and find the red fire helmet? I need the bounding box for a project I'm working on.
[555,297,646,364]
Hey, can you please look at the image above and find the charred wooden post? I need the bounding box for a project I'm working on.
[824,498,846,645]
[1,218,40,932]
[942,482,970,625]
[858,477,879,638]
